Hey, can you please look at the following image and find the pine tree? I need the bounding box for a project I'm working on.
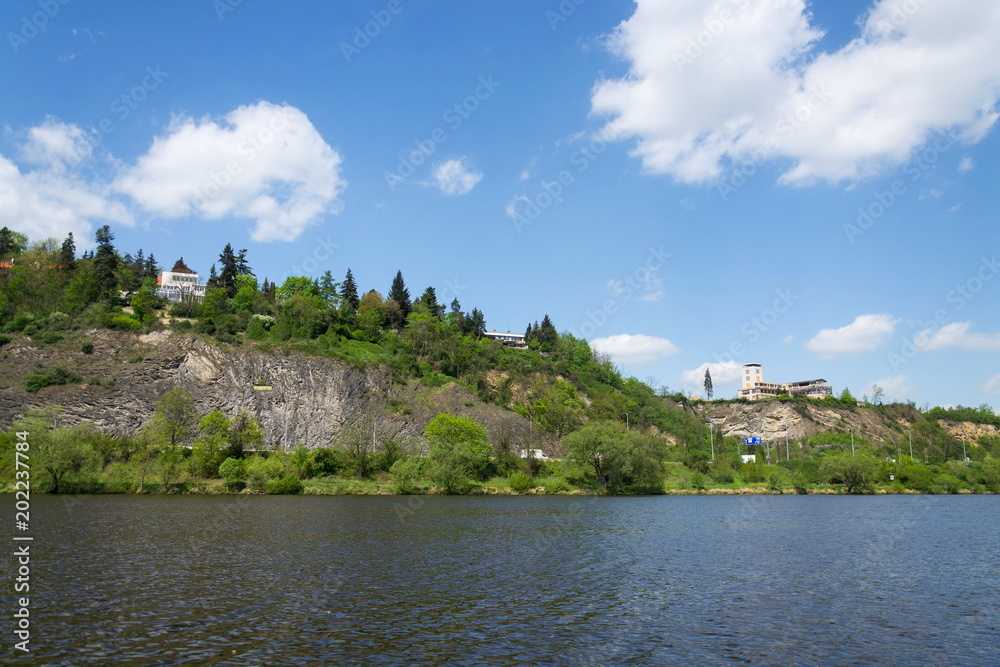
[144,253,159,280]
[207,264,219,287]
[448,298,465,331]
[388,270,411,318]
[704,368,714,400]
[418,286,443,319]
[217,243,239,295]
[0,227,14,259]
[340,268,359,311]
[536,314,558,350]
[235,248,253,276]
[466,308,486,337]
[59,232,76,272]
[93,225,119,300]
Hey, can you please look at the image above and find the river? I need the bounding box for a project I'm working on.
[2,494,998,665]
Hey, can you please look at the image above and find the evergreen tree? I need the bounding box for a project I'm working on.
[217,243,239,295]
[59,232,76,272]
[448,298,465,331]
[93,225,119,300]
[465,308,486,337]
[318,270,339,305]
[418,286,443,318]
[340,268,359,311]
[207,264,219,287]
[388,270,411,319]
[536,314,558,350]
[144,253,159,280]
[235,248,253,276]
[0,226,14,259]
[704,368,714,400]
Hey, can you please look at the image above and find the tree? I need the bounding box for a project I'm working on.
[871,384,884,406]
[318,270,340,307]
[704,368,714,400]
[340,268,360,311]
[59,232,76,272]
[37,426,100,493]
[93,225,119,300]
[219,457,246,491]
[464,308,486,338]
[229,409,265,457]
[0,226,28,259]
[235,248,253,276]
[839,387,856,406]
[563,421,667,494]
[820,453,881,493]
[425,413,492,490]
[130,278,160,324]
[192,410,231,478]
[217,243,239,296]
[388,270,411,322]
[149,388,198,449]
[417,286,443,319]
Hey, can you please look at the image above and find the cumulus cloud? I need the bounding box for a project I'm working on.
[957,155,975,173]
[915,322,1000,351]
[983,373,1000,394]
[0,119,131,245]
[680,360,742,391]
[805,314,899,358]
[592,0,1000,185]
[863,374,913,402]
[591,333,681,365]
[430,158,482,195]
[114,101,344,242]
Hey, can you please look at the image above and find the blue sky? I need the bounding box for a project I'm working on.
[2,0,999,410]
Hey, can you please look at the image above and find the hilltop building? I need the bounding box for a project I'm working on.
[483,330,527,349]
[737,362,832,401]
[156,258,207,303]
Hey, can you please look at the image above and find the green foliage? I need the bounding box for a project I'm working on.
[925,404,1000,428]
[80,340,94,354]
[266,473,304,494]
[389,457,423,494]
[192,410,231,478]
[563,420,667,494]
[425,413,492,485]
[291,444,314,479]
[312,448,344,476]
[508,471,535,493]
[219,457,246,491]
[23,366,81,393]
[543,476,570,494]
[820,453,881,493]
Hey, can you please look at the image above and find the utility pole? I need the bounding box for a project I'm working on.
[851,427,855,455]
[624,412,630,430]
[708,421,715,462]
[785,427,789,461]
[908,431,913,461]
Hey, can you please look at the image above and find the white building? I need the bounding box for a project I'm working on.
[156,258,207,303]
[483,330,528,349]
[737,362,832,400]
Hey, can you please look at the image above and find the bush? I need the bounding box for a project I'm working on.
[740,462,767,484]
[39,331,62,345]
[101,313,142,331]
[767,471,787,493]
[710,468,734,484]
[219,457,246,492]
[23,367,81,393]
[543,476,570,494]
[80,341,94,354]
[508,471,535,493]
[689,471,707,491]
[389,457,423,494]
[0,334,10,347]
[312,448,344,476]
[266,474,304,494]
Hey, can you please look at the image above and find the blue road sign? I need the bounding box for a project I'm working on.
[745,437,762,445]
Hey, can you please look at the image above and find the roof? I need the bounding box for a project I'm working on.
[170,257,196,274]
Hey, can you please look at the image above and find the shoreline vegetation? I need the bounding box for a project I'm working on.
[2,229,1000,497]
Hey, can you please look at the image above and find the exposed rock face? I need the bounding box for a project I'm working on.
[0,331,389,448]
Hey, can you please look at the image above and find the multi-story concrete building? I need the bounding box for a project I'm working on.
[737,362,832,400]
[482,330,528,349]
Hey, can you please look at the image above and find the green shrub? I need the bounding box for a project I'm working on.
[47,311,71,330]
[266,474,304,494]
[767,471,787,492]
[389,457,423,494]
[543,476,570,494]
[80,341,94,354]
[790,472,810,494]
[508,471,535,493]
[39,331,62,345]
[710,468,734,484]
[312,448,344,476]
[23,367,81,393]
[0,334,10,347]
[219,457,246,492]
[740,462,767,483]
[102,314,141,331]
[689,471,707,490]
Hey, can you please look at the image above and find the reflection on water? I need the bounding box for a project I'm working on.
[2,494,998,665]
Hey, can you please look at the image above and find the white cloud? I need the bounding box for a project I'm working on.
[430,158,482,195]
[805,314,899,358]
[0,119,132,246]
[915,322,1000,351]
[591,334,681,365]
[114,101,344,242]
[863,374,913,402]
[983,373,1000,394]
[957,155,975,173]
[781,334,795,345]
[592,0,1000,185]
[680,360,742,391]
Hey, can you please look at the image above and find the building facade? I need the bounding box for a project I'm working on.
[737,362,832,400]
[483,330,528,349]
[156,258,207,303]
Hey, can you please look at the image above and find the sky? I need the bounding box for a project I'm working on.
[1,0,999,411]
